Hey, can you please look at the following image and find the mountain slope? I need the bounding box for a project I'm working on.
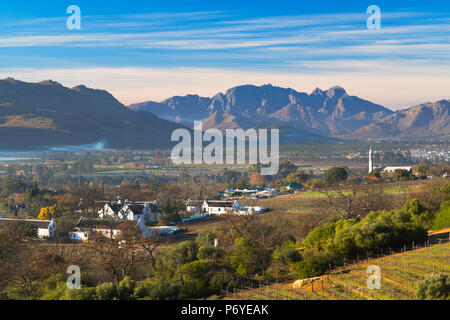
[0,78,185,150]
[129,84,393,137]
[346,99,450,139]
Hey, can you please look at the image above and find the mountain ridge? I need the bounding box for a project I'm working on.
[0,78,186,150]
[128,84,449,140]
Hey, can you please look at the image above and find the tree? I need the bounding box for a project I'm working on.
[322,182,389,220]
[393,169,414,182]
[285,171,309,184]
[38,205,56,220]
[249,172,266,187]
[323,167,348,185]
[416,274,450,300]
[86,222,147,284]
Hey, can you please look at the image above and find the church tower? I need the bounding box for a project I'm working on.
[369,145,374,173]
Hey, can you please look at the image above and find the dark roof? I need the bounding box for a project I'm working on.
[77,218,136,230]
[285,182,303,189]
[126,204,144,215]
[0,218,51,229]
[148,204,161,212]
[186,199,203,206]
[204,200,234,208]
[108,203,124,213]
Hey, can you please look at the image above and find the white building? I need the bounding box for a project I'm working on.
[381,166,413,174]
[69,216,145,242]
[185,199,203,214]
[0,217,56,238]
[98,201,163,224]
[202,200,239,215]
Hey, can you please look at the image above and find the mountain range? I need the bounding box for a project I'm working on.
[129,84,449,141]
[0,78,185,150]
[1,78,448,150]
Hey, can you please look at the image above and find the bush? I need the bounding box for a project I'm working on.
[95,282,117,300]
[416,274,450,300]
[323,167,348,185]
[117,276,136,300]
[134,279,181,300]
[295,254,331,279]
[1,221,37,238]
[273,240,302,264]
[432,201,450,230]
[230,238,262,277]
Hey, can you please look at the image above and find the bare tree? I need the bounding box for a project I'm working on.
[322,182,392,220]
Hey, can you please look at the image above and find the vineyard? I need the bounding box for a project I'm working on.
[221,241,450,300]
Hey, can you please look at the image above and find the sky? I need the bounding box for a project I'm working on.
[0,0,449,109]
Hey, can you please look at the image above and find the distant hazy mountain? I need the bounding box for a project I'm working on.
[0,78,185,150]
[346,99,450,140]
[129,84,393,137]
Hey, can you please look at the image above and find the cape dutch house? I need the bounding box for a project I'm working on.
[98,200,163,224]
[202,200,239,215]
[69,217,144,242]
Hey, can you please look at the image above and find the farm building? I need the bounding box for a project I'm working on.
[98,200,163,224]
[0,217,56,238]
[185,199,203,214]
[202,200,239,215]
[69,217,144,242]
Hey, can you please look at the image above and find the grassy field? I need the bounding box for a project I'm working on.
[221,242,450,300]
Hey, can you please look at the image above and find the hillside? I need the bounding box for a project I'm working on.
[222,242,450,300]
[129,84,393,138]
[130,84,450,141]
[0,78,186,150]
[346,99,450,140]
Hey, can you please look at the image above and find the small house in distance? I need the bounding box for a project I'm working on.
[69,217,143,242]
[284,182,304,192]
[0,217,56,238]
[202,200,238,215]
[98,200,163,224]
[381,166,413,175]
[185,199,203,214]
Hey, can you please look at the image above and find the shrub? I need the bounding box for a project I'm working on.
[117,276,136,300]
[323,167,348,185]
[134,278,181,300]
[295,254,331,279]
[95,282,117,300]
[432,201,450,230]
[273,240,302,264]
[416,274,450,300]
[1,221,38,238]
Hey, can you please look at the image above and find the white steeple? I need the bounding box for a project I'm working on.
[369,145,374,173]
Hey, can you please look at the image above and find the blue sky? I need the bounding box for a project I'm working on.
[0,0,449,108]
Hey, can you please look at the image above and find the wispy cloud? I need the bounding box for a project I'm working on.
[0,8,448,107]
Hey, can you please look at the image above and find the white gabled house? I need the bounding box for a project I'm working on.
[98,201,163,224]
[98,201,123,219]
[202,200,239,215]
[69,216,146,242]
[186,199,203,214]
